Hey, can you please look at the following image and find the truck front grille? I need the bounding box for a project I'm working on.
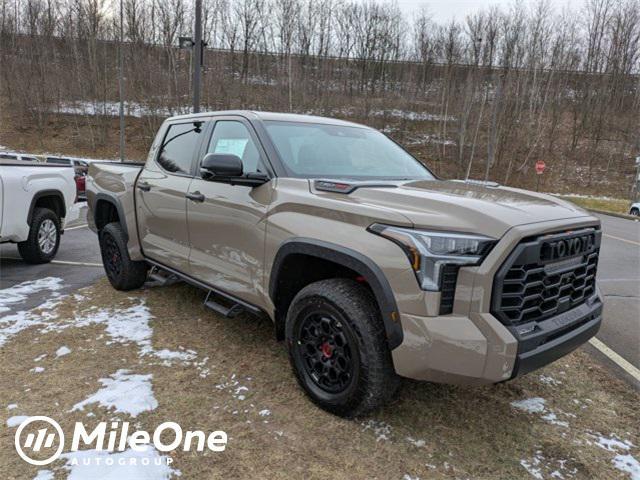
[439,265,459,315]
[492,228,600,326]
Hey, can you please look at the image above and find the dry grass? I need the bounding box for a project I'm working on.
[0,280,638,479]
[558,196,632,216]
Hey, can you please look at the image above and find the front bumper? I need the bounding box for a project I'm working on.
[389,216,603,385]
[392,295,602,384]
[509,295,602,378]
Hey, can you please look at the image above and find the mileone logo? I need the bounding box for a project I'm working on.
[15,416,227,466]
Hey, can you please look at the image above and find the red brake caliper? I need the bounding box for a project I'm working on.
[321,342,333,358]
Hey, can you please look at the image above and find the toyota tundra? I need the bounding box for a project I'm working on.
[86,111,602,417]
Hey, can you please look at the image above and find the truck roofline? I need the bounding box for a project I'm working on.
[165,110,369,129]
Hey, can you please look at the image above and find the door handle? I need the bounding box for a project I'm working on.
[137,181,151,192]
[186,191,205,202]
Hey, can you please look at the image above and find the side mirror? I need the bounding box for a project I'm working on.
[201,153,243,177]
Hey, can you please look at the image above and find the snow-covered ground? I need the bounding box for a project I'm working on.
[0,277,63,315]
[72,370,157,417]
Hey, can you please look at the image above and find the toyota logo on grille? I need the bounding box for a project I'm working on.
[542,233,594,261]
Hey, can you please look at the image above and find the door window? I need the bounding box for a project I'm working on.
[157,122,204,175]
[207,121,264,174]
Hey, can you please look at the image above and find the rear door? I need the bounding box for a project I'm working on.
[186,117,274,306]
[136,120,206,272]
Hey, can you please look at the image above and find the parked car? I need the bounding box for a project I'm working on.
[87,111,603,417]
[0,152,39,162]
[45,156,89,174]
[45,156,88,201]
[74,172,86,201]
[0,157,77,263]
[629,203,639,216]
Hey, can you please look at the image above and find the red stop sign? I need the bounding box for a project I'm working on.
[535,160,546,175]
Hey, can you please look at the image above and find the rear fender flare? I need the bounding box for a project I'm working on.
[27,189,66,224]
[92,193,129,242]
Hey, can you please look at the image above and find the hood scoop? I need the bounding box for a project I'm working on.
[451,179,501,188]
[313,179,399,194]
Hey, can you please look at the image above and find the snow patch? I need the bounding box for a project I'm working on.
[0,297,62,347]
[258,409,271,417]
[511,397,547,414]
[7,403,18,410]
[595,435,633,452]
[0,277,63,314]
[30,366,45,373]
[371,108,456,122]
[56,346,72,357]
[406,436,426,448]
[361,419,392,442]
[541,412,569,428]
[7,415,29,427]
[512,398,570,428]
[33,470,54,480]
[520,452,545,479]
[612,454,640,480]
[539,375,562,386]
[72,370,157,418]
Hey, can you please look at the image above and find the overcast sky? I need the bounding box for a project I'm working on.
[386,0,585,22]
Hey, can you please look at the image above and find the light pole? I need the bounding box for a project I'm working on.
[118,0,125,162]
[179,0,204,114]
[193,0,202,114]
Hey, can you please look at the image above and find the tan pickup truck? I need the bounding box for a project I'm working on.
[87,111,602,417]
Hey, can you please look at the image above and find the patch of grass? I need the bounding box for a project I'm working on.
[558,195,632,215]
[0,280,638,479]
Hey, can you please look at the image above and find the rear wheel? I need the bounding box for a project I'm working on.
[286,278,399,418]
[18,208,60,264]
[99,222,148,290]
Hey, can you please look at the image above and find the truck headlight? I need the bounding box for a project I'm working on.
[369,224,497,291]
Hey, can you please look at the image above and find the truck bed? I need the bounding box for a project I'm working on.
[86,161,144,259]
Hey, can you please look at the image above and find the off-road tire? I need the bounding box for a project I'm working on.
[99,222,148,290]
[17,207,61,264]
[286,278,400,418]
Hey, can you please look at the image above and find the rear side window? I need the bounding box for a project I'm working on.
[157,122,204,175]
[46,157,71,165]
[0,153,18,160]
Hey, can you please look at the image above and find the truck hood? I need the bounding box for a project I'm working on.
[344,179,594,238]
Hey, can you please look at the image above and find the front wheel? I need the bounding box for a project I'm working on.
[630,208,639,217]
[17,207,61,264]
[99,222,148,291]
[285,278,400,418]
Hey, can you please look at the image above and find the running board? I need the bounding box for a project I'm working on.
[147,267,179,287]
[144,258,264,318]
[204,291,244,318]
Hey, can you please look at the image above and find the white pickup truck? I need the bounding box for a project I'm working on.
[0,159,77,263]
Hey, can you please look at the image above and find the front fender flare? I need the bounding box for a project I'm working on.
[270,238,403,350]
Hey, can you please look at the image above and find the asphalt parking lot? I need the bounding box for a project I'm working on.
[0,209,638,380]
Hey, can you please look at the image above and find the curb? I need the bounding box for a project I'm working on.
[587,209,639,221]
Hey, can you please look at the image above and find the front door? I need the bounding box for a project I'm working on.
[136,121,205,271]
[187,119,273,307]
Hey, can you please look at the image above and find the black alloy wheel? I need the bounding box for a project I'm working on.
[294,309,358,394]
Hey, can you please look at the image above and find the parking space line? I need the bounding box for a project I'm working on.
[65,224,88,231]
[50,259,103,267]
[589,337,640,382]
[603,233,640,247]
[1,257,102,267]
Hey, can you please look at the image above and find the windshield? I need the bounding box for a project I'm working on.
[264,121,435,180]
